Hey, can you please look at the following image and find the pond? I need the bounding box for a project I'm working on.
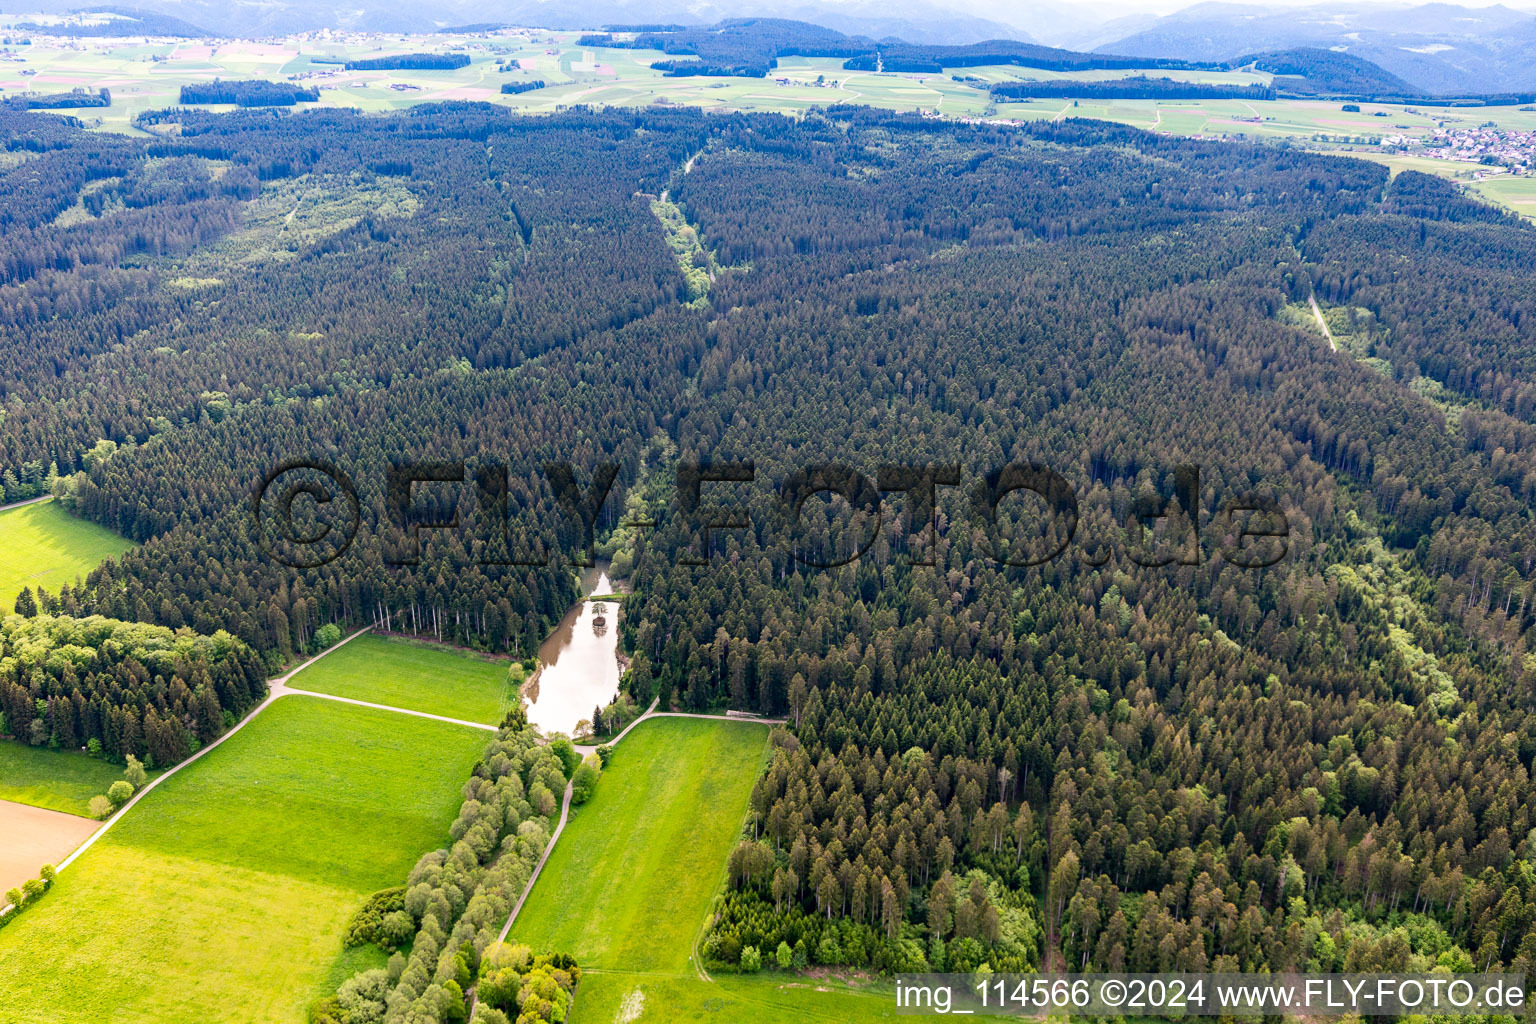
[524,564,622,736]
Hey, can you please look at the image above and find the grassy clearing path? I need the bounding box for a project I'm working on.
[501,713,909,1021]
[1309,293,1339,352]
[500,702,782,944]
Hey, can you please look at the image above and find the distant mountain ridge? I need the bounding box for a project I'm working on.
[0,0,1026,44]
[1099,2,1536,93]
[9,0,1528,96]
[576,17,1516,98]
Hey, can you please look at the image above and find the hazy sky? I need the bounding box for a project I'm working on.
[956,0,1536,21]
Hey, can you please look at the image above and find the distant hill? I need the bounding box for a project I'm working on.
[0,0,1028,43]
[16,5,212,37]
[1099,2,1536,94]
[1234,48,1418,96]
[589,17,1461,97]
[589,18,1220,77]
[607,17,1513,101]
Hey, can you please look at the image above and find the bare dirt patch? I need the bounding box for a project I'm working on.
[0,799,96,895]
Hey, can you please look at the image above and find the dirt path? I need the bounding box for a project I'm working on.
[495,774,575,944]
[1309,293,1339,352]
[272,682,497,732]
[651,711,784,723]
[0,493,53,514]
[660,149,705,204]
[498,696,661,945]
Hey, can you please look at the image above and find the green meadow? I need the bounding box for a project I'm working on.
[0,499,133,613]
[1469,174,1536,220]
[512,717,770,972]
[574,972,905,1022]
[0,741,154,817]
[0,696,487,1024]
[286,633,515,723]
[508,716,917,1023]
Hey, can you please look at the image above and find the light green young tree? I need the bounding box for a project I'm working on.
[123,754,147,790]
[571,758,600,805]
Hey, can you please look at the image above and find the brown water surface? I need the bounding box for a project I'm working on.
[526,565,621,735]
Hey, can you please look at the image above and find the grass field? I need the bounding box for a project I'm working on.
[0,740,154,816]
[287,633,515,723]
[512,717,769,971]
[578,972,906,1022]
[0,696,487,1024]
[508,716,911,1021]
[1469,174,1536,220]
[0,499,133,613]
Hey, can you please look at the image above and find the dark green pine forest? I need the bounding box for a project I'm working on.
[1,100,1535,981]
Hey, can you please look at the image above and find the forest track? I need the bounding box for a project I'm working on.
[1309,293,1339,352]
[269,682,497,732]
[0,494,53,514]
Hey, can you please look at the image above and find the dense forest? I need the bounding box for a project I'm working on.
[179,80,320,106]
[343,53,471,71]
[0,613,266,767]
[2,97,1536,984]
[2,88,111,111]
